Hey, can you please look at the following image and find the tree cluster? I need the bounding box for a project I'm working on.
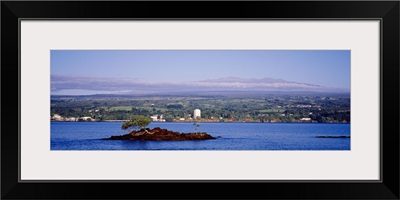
[121,115,151,131]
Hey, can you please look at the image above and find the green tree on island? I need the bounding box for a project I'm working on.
[122,115,151,133]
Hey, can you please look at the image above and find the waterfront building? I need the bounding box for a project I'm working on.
[194,109,201,119]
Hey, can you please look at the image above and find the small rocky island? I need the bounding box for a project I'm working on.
[103,115,216,141]
[103,127,216,141]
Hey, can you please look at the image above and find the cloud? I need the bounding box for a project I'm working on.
[51,75,174,93]
[51,75,341,95]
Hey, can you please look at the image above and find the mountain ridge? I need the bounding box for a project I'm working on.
[51,75,349,95]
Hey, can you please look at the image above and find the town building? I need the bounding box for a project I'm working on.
[194,109,201,119]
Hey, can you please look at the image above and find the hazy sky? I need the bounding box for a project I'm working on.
[51,50,350,95]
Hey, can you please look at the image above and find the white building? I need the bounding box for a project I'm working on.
[80,116,94,121]
[151,115,165,122]
[300,118,311,121]
[194,109,201,119]
[52,114,63,121]
[66,117,77,122]
[150,115,158,121]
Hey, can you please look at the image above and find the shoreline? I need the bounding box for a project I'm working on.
[50,120,350,124]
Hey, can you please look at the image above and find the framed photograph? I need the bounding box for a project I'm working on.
[2,1,399,199]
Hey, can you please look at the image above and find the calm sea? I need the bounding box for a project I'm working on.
[51,122,350,150]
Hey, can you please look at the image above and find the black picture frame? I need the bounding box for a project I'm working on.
[1,1,399,199]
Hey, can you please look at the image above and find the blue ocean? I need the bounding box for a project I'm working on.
[51,122,350,150]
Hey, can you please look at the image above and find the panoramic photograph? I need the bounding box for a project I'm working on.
[50,50,350,150]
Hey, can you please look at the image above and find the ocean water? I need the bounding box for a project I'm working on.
[51,122,350,150]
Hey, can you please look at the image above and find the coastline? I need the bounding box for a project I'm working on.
[50,120,350,124]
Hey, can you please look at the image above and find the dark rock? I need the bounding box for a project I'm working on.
[103,127,216,141]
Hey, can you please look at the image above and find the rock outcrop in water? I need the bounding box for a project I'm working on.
[103,127,216,141]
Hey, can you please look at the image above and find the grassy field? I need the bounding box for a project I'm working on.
[109,106,132,111]
[258,109,286,113]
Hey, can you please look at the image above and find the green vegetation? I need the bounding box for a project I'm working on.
[51,93,350,123]
[258,109,286,113]
[121,115,151,131]
[110,106,133,111]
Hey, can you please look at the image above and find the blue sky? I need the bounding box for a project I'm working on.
[51,50,350,95]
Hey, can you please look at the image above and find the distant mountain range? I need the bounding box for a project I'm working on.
[51,75,349,95]
[195,77,327,91]
[201,77,289,83]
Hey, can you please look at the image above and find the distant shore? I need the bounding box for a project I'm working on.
[51,120,350,124]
